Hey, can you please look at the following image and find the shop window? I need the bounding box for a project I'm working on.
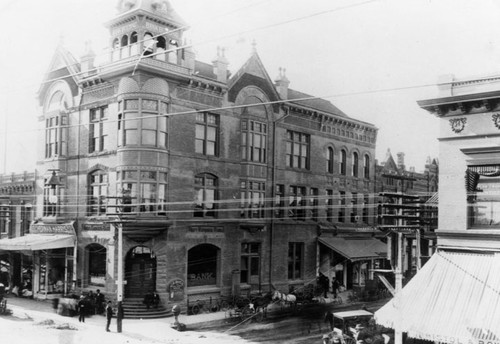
[87,244,106,287]
[195,113,219,156]
[286,130,310,169]
[240,243,260,284]
[240,180,265,218]
[466,165,500,228]
[288,242,304,280]
[187,244,218,287]
[194,173,217,217]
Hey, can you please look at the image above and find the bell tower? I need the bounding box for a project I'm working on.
[105,0,195,71]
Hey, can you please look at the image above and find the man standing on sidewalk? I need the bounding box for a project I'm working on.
[106,301,113,332]
[78,295,86,323]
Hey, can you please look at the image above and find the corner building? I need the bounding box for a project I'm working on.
[30,0,379,307]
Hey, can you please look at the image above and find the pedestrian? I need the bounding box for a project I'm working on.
[95,289,105,314]
[78,294,86,322]
[324,309,334,331]
[105,301,113,332]
[332,277,341,298]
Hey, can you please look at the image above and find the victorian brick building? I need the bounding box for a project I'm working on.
[0,0,382,310]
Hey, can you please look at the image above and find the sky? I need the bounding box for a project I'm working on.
[1,0,500,173]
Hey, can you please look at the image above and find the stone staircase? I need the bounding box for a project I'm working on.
[122,298,171,319]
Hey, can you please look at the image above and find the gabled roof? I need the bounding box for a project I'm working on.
[287,88,348,117]
[37,43,81,106]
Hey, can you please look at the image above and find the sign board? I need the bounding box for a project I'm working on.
[168,279,184,301]
[30,223,75,235]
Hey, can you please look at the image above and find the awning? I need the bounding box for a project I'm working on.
[375,250,500,344]
[318,236,387,261]
[0,234,75,251]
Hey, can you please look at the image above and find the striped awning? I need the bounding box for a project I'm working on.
[375,250,500,344]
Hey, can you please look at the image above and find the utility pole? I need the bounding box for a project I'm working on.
[377,191,420,344]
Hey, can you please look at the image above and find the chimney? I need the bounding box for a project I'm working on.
[80,41,96,77]
[397,152,405,171]
[212,46,229,83]
[275,67,290,99]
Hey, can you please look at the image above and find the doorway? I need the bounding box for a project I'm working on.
[125,246,156,298]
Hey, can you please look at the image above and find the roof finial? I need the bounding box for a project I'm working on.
[251,39,257,54]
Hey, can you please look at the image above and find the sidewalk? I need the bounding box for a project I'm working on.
[4,294,228,327]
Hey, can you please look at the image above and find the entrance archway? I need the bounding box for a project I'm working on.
[125,246,156,298]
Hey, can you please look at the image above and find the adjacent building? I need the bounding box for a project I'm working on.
[376,72,500,343]
[375,149,438,279]
[0,0,384,309]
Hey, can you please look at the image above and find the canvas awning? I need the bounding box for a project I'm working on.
[318,236,387,261]
[0,233,76,251]
[375,250,500,344]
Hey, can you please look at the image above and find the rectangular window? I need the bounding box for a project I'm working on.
[124,112,139,145]
[240,180,265,218]
[117,169,167,214]
[466,165,500,228]
[0,205,9,234]
[194,173,217,217]
[288,186,306,220]
[89,106,108,153]
[196,113,219,156]
[363,195,369,223]
[45,115,67,158]
[240,243,261,284]
[241,120,267,162]
[89,171,108,216]
[288,242,303,280]
[326,189,334,222]
[275,184,285,218]
[310,188,318,221]
[351,192,358,223]
[339,191,345,223]
[286,130,310,169]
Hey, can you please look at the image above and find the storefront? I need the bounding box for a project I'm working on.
[318,235,387,289]
[375,250,500,344]
[0,222,76,299]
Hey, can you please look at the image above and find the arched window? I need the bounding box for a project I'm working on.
[340,149,347,175]
[143,32,154,56]
[187,244,219,287]
[194,173,218,217]
[88,170,108,216]
[48,91,67,112]
[130,32,138,44]
[86,244,106,286]
[156,36,167,61]
[112,38,120,49]
[364,154,370,179]
[121,35,129,47]
[352,152,359,177]
[327,147,334,173]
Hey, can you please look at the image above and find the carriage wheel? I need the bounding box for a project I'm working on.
[191,303,201,315]
[210,304,219,312]
[254,310,264,322]
[241,305,252,319]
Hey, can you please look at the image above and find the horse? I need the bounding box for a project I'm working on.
[272,289,297,306]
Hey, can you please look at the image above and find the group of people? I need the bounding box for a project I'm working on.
[75,289,106,322]
[318,273,343,298]
[143,290,160,309]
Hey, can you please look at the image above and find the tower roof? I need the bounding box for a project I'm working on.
[111,0,187,28]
